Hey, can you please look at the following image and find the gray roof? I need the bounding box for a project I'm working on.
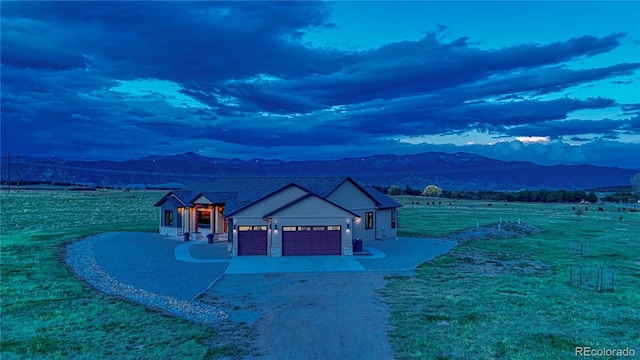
[155,176,401,214]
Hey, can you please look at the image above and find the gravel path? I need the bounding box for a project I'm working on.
[65,232,229,325]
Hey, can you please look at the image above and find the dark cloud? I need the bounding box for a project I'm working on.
[1,2,638,168]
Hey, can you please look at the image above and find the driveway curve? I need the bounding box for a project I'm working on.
[66,232,457,358]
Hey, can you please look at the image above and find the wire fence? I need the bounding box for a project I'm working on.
[569,241,591,257]
[568,264,615,292]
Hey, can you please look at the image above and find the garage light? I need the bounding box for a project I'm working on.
[274,224,278,230]
[346,223,350,230]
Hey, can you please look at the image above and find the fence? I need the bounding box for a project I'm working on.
[569,241,591,257]
[568,264,615,292]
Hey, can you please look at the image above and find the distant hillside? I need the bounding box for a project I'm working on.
[1,152,637,190]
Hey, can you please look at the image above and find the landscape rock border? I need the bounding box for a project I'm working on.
[65,234,228,325]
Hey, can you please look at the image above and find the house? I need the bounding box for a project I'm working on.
[154,176,402,256]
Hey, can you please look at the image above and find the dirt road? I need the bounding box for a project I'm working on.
[200,272,394,359]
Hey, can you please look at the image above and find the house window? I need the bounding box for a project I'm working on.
[365,212,373,229]
[197,210,211,227]
[391,210,396,229]
[164,210,173,226]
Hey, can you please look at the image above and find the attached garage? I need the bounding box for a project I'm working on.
[282,226,342,256]
[237,225,268,255]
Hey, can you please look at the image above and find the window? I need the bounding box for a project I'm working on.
[283,226,297,231]
[312,226,326,231]
[197,210,210,227]
[391,210,396,229]
[327,226,341,231]
[164,210,173,226]
[365,212,373,229]
[238,225,267,231]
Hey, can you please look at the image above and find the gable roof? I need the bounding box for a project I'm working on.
[153,191,191,207]
[155,176,401,214]
[262,192,360,219]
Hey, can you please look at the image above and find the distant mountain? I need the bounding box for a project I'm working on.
[1,152,637,190]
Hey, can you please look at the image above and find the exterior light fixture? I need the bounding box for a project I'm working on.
[274,224,278,230]
[347,223,350,230]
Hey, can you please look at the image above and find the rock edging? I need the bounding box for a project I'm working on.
[65,234,228,325]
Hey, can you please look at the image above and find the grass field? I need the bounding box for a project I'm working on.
[2,191,638,359]
[0,190,223,359]
[384,196,640,359]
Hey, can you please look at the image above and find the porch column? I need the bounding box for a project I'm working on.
[193,204,198,233]
[214,205,217,235]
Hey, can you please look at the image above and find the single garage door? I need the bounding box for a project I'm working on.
[282,226,342,256]
[237,225,268,255]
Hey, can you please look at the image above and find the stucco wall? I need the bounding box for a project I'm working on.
[327,180,376,211]
[231,185,308,218]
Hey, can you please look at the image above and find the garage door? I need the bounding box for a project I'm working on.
[237,225,267,255]
[282,226,342,256]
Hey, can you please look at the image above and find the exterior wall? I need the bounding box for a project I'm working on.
[231,186,308,218]
[327,180,377,211]
[327,180,379,241]
[158,203,183,236]
[374,208,398,240]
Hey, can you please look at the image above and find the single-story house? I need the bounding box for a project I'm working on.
[154,176,402,256]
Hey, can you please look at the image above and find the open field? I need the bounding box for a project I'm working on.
[2,190,639,359]
[385,196,640,359]
[0,190,224,359]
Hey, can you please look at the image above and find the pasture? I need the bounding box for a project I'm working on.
[1,190,638,359]
[386,196,640,359]
[0,190,222,359]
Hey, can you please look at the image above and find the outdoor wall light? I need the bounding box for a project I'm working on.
[233,225,237,230]
[346,223,350,230]
[274,224,278,230]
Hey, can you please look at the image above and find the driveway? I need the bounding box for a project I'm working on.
[224,255,365,274]
[68,232,457,358]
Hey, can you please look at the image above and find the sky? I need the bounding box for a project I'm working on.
[1,1,639,168]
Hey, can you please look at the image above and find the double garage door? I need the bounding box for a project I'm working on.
[237,225,343,256]
[282,225,341,256]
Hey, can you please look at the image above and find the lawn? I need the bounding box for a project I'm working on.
[2,191,638,359]
[383,196,640,359]
[0,190,224,359]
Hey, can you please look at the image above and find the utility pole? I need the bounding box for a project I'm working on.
[7,151,10,193]
[17,152,20,193]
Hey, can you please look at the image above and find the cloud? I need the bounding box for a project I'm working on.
[1,2,638,168]
[503,118,630,138]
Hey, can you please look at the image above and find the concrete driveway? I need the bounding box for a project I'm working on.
[224,255,365,274]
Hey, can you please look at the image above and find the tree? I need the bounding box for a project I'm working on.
[587,192,598,204]
[422,185,443,197]
[388,185,402,195]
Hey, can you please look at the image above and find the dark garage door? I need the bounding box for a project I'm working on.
[237,225,267,255]
[282,226,341,256]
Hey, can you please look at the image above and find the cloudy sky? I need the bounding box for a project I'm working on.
[2,1,639,168]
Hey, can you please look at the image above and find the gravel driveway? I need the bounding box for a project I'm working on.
[65,232,457,358]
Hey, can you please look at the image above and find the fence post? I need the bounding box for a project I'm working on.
[579,265,583,285]
[611,268,615,292]
[569,264,573,286]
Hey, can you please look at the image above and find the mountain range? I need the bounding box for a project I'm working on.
[1,152,637,190]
